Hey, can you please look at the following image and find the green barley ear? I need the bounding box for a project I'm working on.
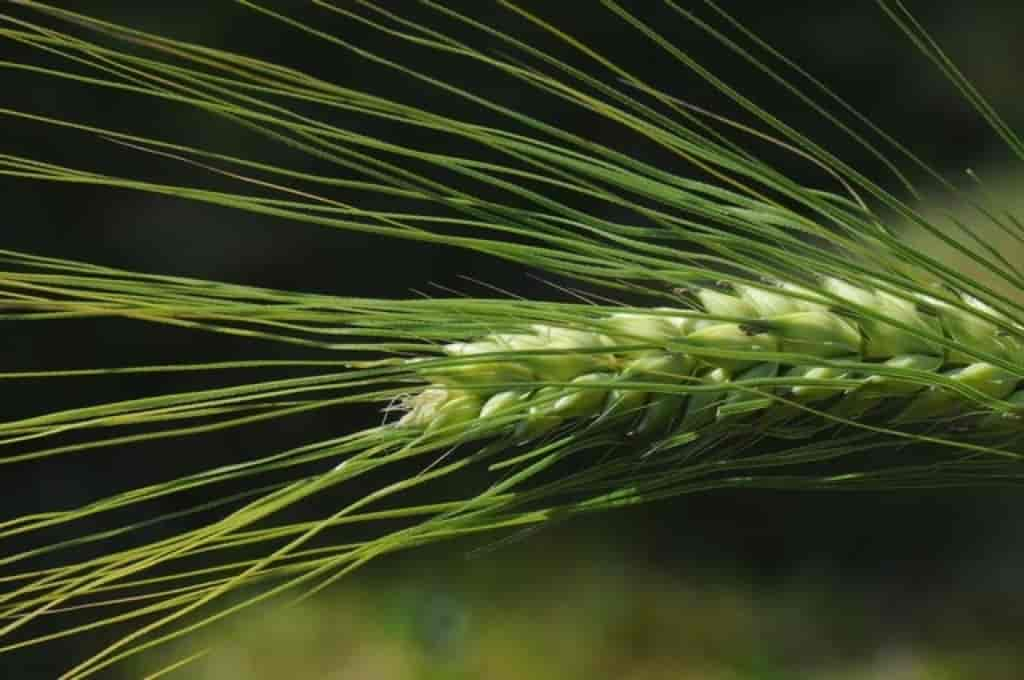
[400,276,1024,445]
[0,2,1022,677]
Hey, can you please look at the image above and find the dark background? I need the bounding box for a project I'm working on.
[1,2,1023,676]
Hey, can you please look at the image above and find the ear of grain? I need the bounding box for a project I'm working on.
[399,278,1024,444]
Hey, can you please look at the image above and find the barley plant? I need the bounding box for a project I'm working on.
[1,2,1022,677]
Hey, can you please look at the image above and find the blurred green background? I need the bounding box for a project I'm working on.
[2,2,1023,677]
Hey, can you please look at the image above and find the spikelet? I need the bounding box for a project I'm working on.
[398,278,1024,443]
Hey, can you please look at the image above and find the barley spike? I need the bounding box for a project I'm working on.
[399,278,1024,444]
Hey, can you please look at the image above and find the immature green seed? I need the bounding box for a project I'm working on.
[514,386,565,441]
[684,322,780,371]
[949,362,1019,398]
[763,311,860,357]
[480,390,528,420]
[716,362,778,420]
[399,388,450,427]
[735,283,805,317]
[676,367,731,433]
[822,277,876,310]
[598,385,650,429]
[425,360,535,388]
[788,366,850,401]
[929,293,1024,363]
[897,362,1019,423]
[553,373,615,417]
[634,392,686,438]
[423,393,482,436]
[619,354,695,437]
[602,312,683,343]
[861,354,943,396]
[977,390,1024,432]
[653,308,704,335]
[495,325,615,381]
[823,278,941,357]
[620,353,696,382]
[696,288,756,320]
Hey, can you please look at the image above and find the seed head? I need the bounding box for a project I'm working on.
[397,278,1024,445]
